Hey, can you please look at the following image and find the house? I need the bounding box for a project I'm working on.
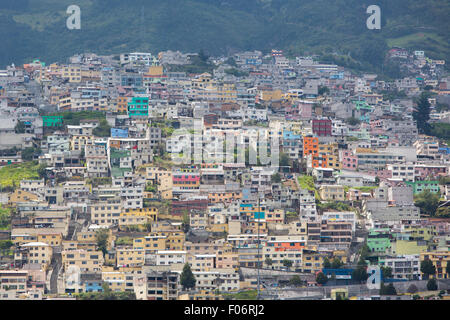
[319,185,345,201]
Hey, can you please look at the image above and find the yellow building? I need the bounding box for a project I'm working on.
[331,288,348,300]
[102,268,126,292]
[133,230,185,254]
[420,251,450,279]
[319,185,345,201]
[18,242,53,271]
[301,248,326,273]
[62,65,81,83]
[61,249,104,272]
[118,208,158,230]
[90,200,122,226]
[207,223,228,234]
[260,89,283,102]
[178,290,224,300]
[208,191,242,204]
[116,247,145,267]
[192,73,212,89]
[37,232,62,247]
[58,92,72,111]
[394,240,427,255]
[8,190,39,205]
[70,135,95,152]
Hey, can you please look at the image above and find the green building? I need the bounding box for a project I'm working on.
[42,116,63,127]
[128,97,149,117]
[405,181,440,194]
[367,229,392,254]
[110,148,132,178]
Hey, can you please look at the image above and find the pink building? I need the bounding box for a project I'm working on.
[367,169,393,180]
[340,150,358,171]
[414,164,448,179]
[298,101,313,120]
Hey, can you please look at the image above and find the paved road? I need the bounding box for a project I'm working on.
[49,252,62,294]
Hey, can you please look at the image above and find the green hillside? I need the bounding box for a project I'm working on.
[0,0,449,72]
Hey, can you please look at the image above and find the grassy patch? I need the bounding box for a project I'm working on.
[0,161,40,188]
[0,205,12,230]
[298,175,320,200]
[115,237,134,246]
[353,186,377,193]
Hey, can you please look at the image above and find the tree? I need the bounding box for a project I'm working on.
[37,163,49,180]
[93,119,111,137]
[413,92,431,134]
[359,244,370,262]
[323,257,331,269]
[421,259,436,280]
[21,147,40,161]
[224,57,237,67]
[381,266,393,279]
[357,257,368,267]
[280,152,290,168]
[15,121,26,133]
[414,190,440,216]
[198,49,209,63]
[427,278,438,291]
[316,272,328,285]
[331,258,343,269]
[182,209,190,233]
[380,282,397,295]
[265,257,273,266]
[318,86,330,96]
[282,259,293,270]
[289,275,304,286]
[345,117,361,126]
[96,228,109,257]
[180,263,196,290]
[271,173,281,183]
[352,265,368,283]
[407,284,418,294]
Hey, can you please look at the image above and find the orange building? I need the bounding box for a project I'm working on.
[303,136,319,160]
[116,96,130,113]
[208,191,242,204]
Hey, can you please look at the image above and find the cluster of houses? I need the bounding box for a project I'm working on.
[0,47,449,300]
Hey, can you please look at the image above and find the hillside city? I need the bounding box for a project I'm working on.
[0,48,449,301]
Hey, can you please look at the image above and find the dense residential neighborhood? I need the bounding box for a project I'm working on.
[0,48,449,301]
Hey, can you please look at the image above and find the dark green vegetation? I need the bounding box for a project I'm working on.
[167,52,214,74]
[429,123,450,145]
[1,0,449,74]
[414,190,450,217]
[48,111,106,126]
[380,282,397,295]
[420,258,436,280]
[95,228,109,257]
[413,92,432,135]
[316,272,328,285]
[0,206,12,231]
[180,263,196,290]
[93,119,111,137]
